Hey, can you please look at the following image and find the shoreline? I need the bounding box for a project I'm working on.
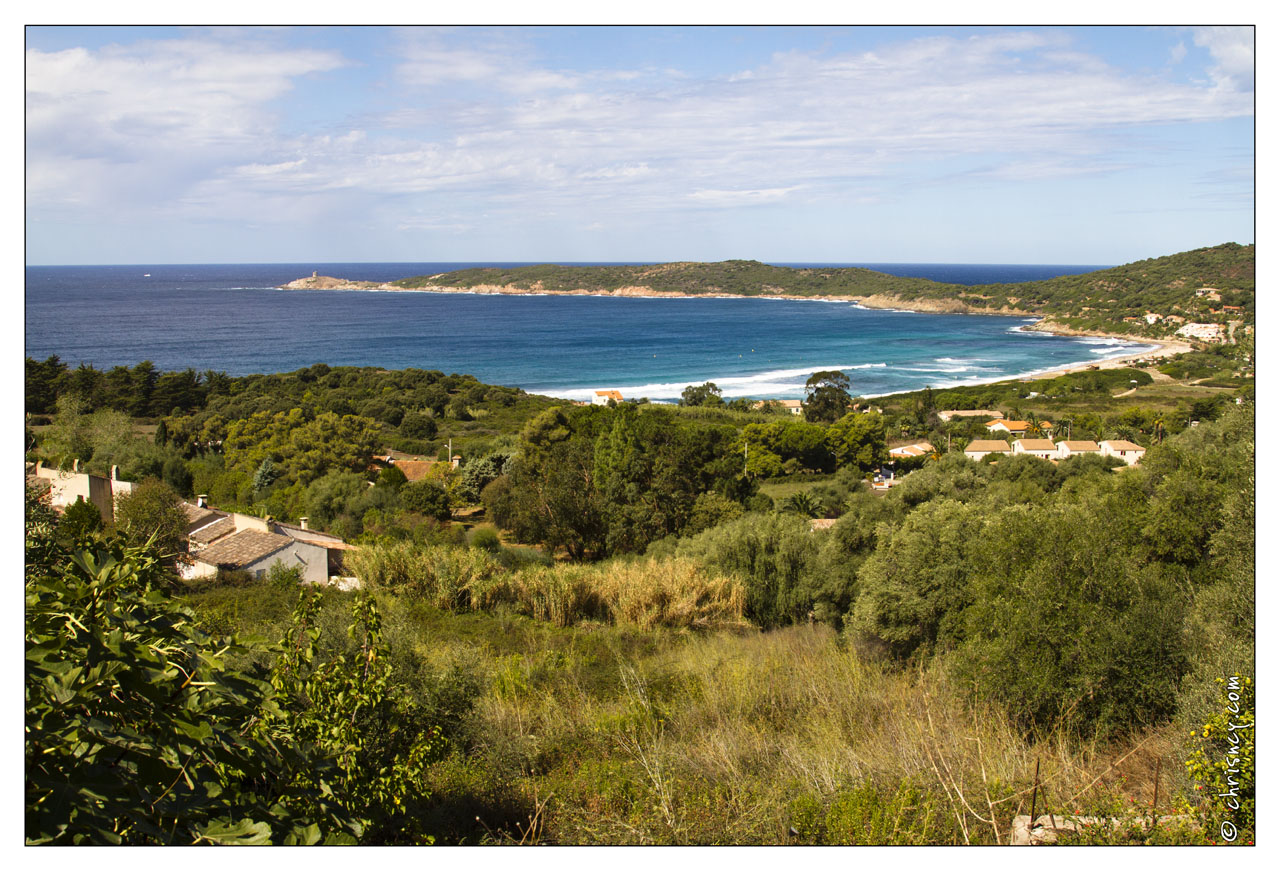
[278,275,1192,397]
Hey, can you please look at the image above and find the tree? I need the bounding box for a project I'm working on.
[59,496,104,540]
[680,382,724,407]
[24,497,357,845]
[803,371,852,424]
[399,411,437,441]
[825,412,888,473]
[400,480,453,522]
[112,478,189,567]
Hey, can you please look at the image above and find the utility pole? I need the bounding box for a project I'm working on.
[743,440,748,477]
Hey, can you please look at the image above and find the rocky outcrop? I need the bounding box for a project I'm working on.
[278,275,393,291]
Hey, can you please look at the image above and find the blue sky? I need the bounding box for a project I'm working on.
[25,25,1254,265]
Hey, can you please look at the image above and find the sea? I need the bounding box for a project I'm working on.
[24,261,1158,401]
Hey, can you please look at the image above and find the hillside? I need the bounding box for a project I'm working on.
[387,243,1254,338]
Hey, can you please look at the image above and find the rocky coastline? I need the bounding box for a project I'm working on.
[277,275,1189,369]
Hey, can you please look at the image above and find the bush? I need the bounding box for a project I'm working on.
[400,411,438,441]
[667,512,817,628]
[1186,674,1254,841]
[470,527,501,553]
[58,496,104,541]
[401,480,453,521]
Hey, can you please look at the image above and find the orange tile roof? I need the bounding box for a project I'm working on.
[1058,440,1101,452]
[1016,439,1056,451]
[1102,440,1144,451]
[966,440,1011,453]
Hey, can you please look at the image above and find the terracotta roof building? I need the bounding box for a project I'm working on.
[889,441,935,458]
[1012,439,1057,459]
[964,440,1012,461]
[1056,440,1102,458]
[1100,440,1146,466]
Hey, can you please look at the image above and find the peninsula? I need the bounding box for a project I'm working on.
[281,243,1254,344]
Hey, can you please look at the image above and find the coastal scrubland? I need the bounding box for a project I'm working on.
[24,246,1254,845]
[26,383,1253,844]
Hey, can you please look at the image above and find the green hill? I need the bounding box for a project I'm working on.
[391,243,1254,338]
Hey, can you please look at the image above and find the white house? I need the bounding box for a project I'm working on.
[964,440,1012,461]
[29,461,136,524]
[937,409,999,422]
[592,390,625,405]
[889,441,934,458]
[1175,322,1226,342]
[1056,440,1102,459]
[754,399,803,415]
[182,504,357,583]
[986,419,1031,435]
[1012,439,1057,460]
[184,529,331,585]
[1100,440,1146,465]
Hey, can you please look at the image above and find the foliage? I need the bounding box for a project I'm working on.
[24,535,358,844]
[346,542,744,630]
[665,512,818,628]
[112,478,189,567]
[59,496,104,541]
[803,370,853,424]
[470,527,502,553]
[224,408,384,490]
[848,499,983,660]
[401,479,454,522]
[1185,675,1254,841]
[679,382,724,408]
[267,589,444,844]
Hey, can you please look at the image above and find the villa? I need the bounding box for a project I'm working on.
[1012,439,1057,460]
[1100,440,1146,465]
[1056,440,1102,459]
[964,440,1012,461]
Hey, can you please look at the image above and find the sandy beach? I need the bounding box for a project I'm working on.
[1012,320,1193,379]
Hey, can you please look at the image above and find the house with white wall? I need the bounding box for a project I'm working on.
[1056,440,1102,459]
[1100,440,1146,465]
[29,461,136,524]
[1012,439,1057,460]
[964,440,1011,461]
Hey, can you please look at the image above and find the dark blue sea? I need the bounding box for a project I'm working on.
[24,261,1155,400]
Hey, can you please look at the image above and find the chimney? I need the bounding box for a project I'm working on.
[110,465,119,481]
[299,517,309,530]
[73,459,81,473]
[197,494,208,508]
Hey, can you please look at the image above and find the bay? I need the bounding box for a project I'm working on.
[24,261,1153,400]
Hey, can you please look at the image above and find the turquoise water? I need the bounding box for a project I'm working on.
[24,262,1151,400]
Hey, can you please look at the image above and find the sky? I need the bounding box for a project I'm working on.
[24,23,1255,266]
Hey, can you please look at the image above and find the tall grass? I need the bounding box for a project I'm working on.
[447,622,1207,844]
[348,543,745,630]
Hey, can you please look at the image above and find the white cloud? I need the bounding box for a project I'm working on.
[1192,26,1254,90]
[26,36,349,215]
[688,187,798,206]
[25,28,1255,245]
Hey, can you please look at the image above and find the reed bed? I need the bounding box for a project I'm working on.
[349,543,746,630]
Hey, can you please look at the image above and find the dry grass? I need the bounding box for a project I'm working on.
[350,543,746,631]
[453,623,1204,844]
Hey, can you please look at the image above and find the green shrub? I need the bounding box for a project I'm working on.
[470,527,502,553]
[668,512,817,628]
[1186,674,1254,841]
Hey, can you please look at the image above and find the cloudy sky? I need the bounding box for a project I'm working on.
[25,24,1254,266]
